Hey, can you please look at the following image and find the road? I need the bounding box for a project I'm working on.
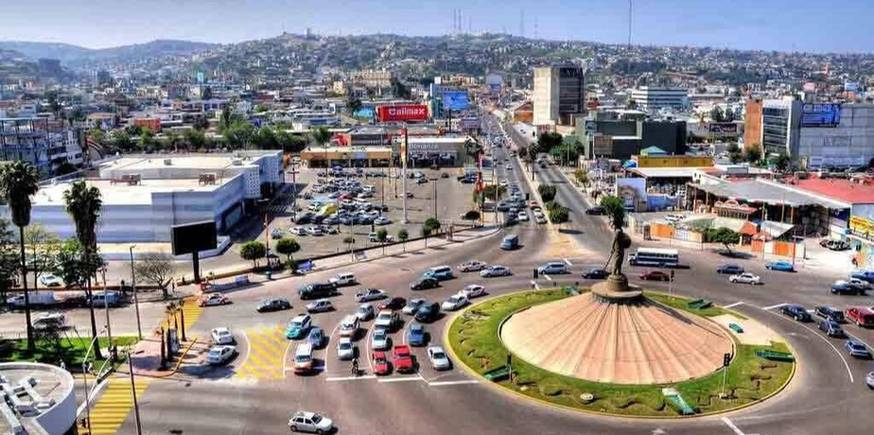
[89,114,874,435]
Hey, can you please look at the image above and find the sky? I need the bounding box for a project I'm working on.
[1,0,872,54]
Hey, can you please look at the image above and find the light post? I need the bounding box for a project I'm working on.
[432,177,438,220]
[129,245,142,340]
[126,348,144,435]
[99,267,113,349]
[81,328,106,432]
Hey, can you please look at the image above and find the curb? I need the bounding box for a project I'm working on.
[135,336,199,379]
[444,289,798,421]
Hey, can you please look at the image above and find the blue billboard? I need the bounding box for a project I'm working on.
[801,103,841,127]
[353,107,375,120]
[442,90,470,111]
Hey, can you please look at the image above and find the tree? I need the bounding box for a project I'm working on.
[62,180,104,358]
[219,106,234,132]
[422,218,441,248]
[726,142,743,164]
[744,143,762,165]
[710,106,725,123]
[376,228,388,255]
[24,224,60,292]
[397,229,409,252]
[517,145,529,160]
[202,86,213,101]
[0,219,17,308]
[347,96,362,115]
[462,210,480,223]
[538,184,557,202]
[239,241,267,269]
[111,130,133,152]
[275,237,301,264]
[600,195,626,231]
[185,128,208,150]
[0,161,40,352]
[253,126,279,149]
[193,116,210,131]
[223,121,255,150]
[54,239,102,289]
[532,132,562,157]
[574,169,589,187]
[706,227,741,255]
[310,126,332,147]
[771,152,791,173]
[139,130,157,151]
[548,203,570,226]
[473,184,506,204]
[134,253,175,299]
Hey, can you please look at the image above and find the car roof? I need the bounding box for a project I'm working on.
[292,314,310,322]
[294,411,315,418]
[213,327,230,333]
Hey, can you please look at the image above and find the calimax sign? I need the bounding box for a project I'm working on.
[376,104,429,122]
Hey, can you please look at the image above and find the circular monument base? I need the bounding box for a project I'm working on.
[591,275,643,303]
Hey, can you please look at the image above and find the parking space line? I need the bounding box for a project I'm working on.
[530,280,540,290]
[377,376,422,383]
[563,258,573,266]
[723,301,745,309]
[542,274,553,282]
[721,417,747,435]
[761,303,788,310]
[762,308,854,383]
[428,380,479,387]
[326,375,376,382]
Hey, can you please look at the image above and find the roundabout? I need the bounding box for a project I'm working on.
[447,288,796,417]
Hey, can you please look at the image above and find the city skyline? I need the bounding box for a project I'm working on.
[1,0,873,54]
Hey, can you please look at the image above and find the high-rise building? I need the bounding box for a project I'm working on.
[0,117,83,175]
[533,66,585,127]
[760,97,802,157]
[743,97,763,151]
[630,87,688,112]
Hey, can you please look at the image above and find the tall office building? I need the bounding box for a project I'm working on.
[630,87,688,112]
[533,66,585,127]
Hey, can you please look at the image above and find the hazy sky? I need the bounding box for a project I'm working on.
[1,0,872,53]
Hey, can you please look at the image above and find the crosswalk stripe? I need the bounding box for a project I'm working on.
[82,377,151,434]
[235,326,287,380]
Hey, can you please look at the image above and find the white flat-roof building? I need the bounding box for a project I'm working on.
[0,362,77,435]
[631,87,689,113]
[0,151,284,243]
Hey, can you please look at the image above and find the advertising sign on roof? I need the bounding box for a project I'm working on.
[442,91,470,111]
[801,103,841,127]
[376,104,429,122]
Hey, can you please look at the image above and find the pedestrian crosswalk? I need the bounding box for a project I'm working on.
[544,230,585,259]
[235,324,288,380]
[158,297,203,333]
[83,376,150,434]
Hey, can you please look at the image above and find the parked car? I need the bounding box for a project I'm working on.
[211,327,235,345]
[407,323,427,346]
[818,319,845,338]
[306,299,334,313]
[781,304,812,322]
[206,345,237,365]
[441,294,469,311]
[815,306,845,323]
[831,279,869,295]
[846,306,874,327]
[329,272,357,287]
[378,297,406,311]
[640,270,670,281]
[306,327,325,348]
[372,351,391,376]
[355,303,375,321]
[355,288,387,302]
[402,298,427,315]
[199,293,231,307]
[38,274,63,287]
[765,260,795,272]
[257,298,291,313]
[586,206,606,215]
[537,262,569,275]
[337,337,356,360]
[480,265,512,278]
[410,276,439,290]
[371,326,391,350]
[729,273,761,284]
[582,268,609,279]
[338,315,360,338]
[374,310,400,330]
[288,411,333,434]
[298,283,337,300]
[427,345,451,370]
[716,264,744,274]
[460,284,486,299]
[392,345,415,373]
[414,302,440,323]
[374,216,391,226]
[290,226,307,236]
[845,340,871,359]
[850,270,874,283]
[458,260,487,272]
[285,314,313,339]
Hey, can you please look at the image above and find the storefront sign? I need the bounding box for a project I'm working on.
[850,215,874,239]
[376,104,429,122]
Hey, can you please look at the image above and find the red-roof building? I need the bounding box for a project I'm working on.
[791,177,874,205]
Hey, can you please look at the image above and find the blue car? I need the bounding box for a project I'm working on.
[307,326,324,348]
[407,323,427,346]
[845,340,871,359]
[851,270,874,283]
[765,260,794,272]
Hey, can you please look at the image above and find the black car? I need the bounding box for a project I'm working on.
[585,206,606,215]
[414,302,440,322]
[716,264,744,274]
[256,298,291,313]
[781,304,812,322]
[298,282,338,300]
[379,297,407,311]
[818,319,845,337]
[410,276,439,291]
[294,212,314,224]
[831,281,868,296]
[815,305,845,323]
[582,268,609,279]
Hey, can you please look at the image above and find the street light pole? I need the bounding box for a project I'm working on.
[100,268,112,349]
[128,352,143,435]
[129,245,142,340]
[402,127,409,224]
[433,178,438,220]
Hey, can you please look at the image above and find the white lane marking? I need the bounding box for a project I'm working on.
[325,321,342,374]
[239,330,252,371]
[364,324,375,375]
[428,380,479,387]
[721,417,746,435]
[530,280,540,290]
[281,329,293,378]
[761,303,788,310]
[377,376,422,383]
[762,308,854,383]
[723,301,745,309]
[325,375,376,382]
[563,258,573,266]
[543,274,553,282]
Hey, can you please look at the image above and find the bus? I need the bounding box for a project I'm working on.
[628,247,679,268]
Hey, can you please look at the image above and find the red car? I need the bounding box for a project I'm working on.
[198,293,231,307]
[392,345,415,373]
[379,297,407,311]
[372,351,391,375]
[639,270,670,281]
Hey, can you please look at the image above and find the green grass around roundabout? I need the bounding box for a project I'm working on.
[447,289,794,417]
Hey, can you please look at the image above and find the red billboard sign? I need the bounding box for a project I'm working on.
[376,104,429,122]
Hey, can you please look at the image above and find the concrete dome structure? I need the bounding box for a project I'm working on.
[501,293,733,385]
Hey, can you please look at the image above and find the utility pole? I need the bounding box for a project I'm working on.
[129,245,142,340]
[402,127,409,224]
[128,353,143,435]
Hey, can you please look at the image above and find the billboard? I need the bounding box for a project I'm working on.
[442,90,470,111]
[708,122,738,134]
[353,107,375,120]
[376,104,429,122]
[460,117,480,130]
[801,103,841,127]
[171,221,218,256]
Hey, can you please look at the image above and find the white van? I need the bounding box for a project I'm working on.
[293,343,314,375]
[427,265,454,281]
[339,315,360,337]
[329,273,356,287]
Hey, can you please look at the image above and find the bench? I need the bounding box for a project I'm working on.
[755,350,794,362]
[483,365,511,382]
[687,299,712,309]
[729,323,744,333]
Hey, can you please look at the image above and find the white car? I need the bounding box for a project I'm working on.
[210,327,234,345]
[339,315,360,338]
[290,226,307,236]
[374,310,399,329]
[517,211,529,222]
[441,294,469,311]
[374,216,391,225]
[866,371,874,389]
[460,284,486,299]
[427,346,451,370]
[336,337,356,360]
[270,228,284,239]
[355,303,375,321]
[306,299,333,313]
[329,272,356,286]
[288,411,334,434]
[729,273,761,285]
[206,345,236,365]
[305,226,323,236]
[39,274,63,287]
[480,265,512,278]
[402,298,427,315]
[458,260,487,272]
[355,288,387,302]
[371,327,390,350]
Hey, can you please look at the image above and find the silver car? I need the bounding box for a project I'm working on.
[427,345,451,370]
[336,337,356,360]
[355,303,375,321]
[371,327,390,350]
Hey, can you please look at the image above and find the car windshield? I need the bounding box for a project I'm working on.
[340,342,352,349]
[433,351,445,359]
[208,349,221,357]
[295,355,310,363]
[290,321,302,328]
[374,330,386,338]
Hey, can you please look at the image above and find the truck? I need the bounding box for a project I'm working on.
[6,291,57,309]
[298,282,337,300]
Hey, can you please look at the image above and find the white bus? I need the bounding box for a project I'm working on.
[628,247,679,267]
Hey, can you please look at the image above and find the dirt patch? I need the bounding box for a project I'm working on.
[712,314,783,346]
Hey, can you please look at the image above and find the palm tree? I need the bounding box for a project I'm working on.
[63,180,104,359]
[0,161,40,352]
[310,127,332,177]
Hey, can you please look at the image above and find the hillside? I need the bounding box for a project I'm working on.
[0,39,217,66]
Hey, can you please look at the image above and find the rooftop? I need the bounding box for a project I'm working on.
[691,178,849,209]
[0,362,76,435]
[788,177,874,205]
[32,178,226,206]
[104,153,269,172]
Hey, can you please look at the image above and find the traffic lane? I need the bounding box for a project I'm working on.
[0,299,169,337]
